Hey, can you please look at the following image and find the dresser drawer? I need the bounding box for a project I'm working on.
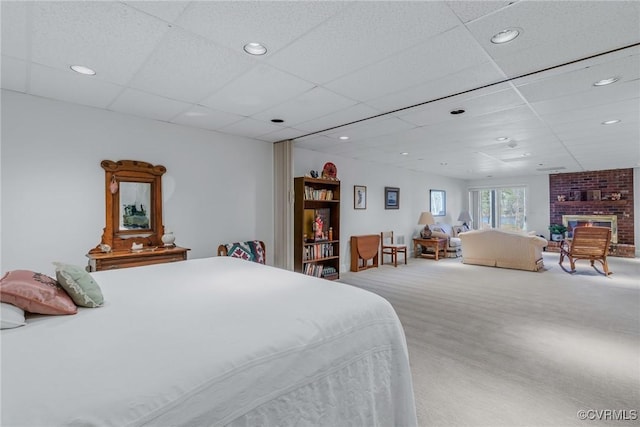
[87,247,189,272]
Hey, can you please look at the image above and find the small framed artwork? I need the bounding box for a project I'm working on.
[354,185,367,209]
[385,187,400,209]
[430,189,446,216]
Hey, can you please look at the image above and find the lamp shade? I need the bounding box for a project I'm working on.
[418,211,435,225]
[457,211,472,223]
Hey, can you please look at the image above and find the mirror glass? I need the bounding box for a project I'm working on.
[119,182,151,231]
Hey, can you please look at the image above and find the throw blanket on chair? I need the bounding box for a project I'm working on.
[224,241,265,264]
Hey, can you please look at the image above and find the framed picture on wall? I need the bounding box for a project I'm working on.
[385,187,400,209]
[430,189,446,216]
[354,185,367,209]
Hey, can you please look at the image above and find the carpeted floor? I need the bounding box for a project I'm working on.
[339,252,640,427]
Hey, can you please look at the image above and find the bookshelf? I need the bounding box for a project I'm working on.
[294,177,340,280]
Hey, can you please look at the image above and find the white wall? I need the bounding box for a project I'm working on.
[1,91,274,275]
[295,148,466,271]
[464,174,550,238]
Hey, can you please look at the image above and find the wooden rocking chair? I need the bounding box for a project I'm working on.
[559,226,612,275]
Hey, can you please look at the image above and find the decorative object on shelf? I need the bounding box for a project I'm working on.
[162,229,176,247]
[548,223,568,242]
[585,190,601,201]
[329,227,333,241]
[385,187,400,209]
[430,189,446,216]
[309,170,319,178]
[457,211,472,229]
[131,242,144,251]
[418,211,435,238]
[322,162,337,179]
[557,195,566,202]
[569,190,583,201]
[99,243,111,253]
[611,192,621,200]
[354,185,367,209]
[313,213,324,240]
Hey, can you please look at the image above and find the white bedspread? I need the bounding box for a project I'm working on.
[1,257,417,426]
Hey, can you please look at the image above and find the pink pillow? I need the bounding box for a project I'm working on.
[0,270,77,315]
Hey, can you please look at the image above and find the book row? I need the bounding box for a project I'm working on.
[304,264,338,278]
[304,243,335,261]
[304,186,335,201]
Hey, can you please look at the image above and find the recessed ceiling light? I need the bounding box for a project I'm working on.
[401,152,409,156]
[184,111,207,117]
[593,77,619,86]
[243,42,267,56]
[490,28,521,44]
[602,119,621,125]
[70,65,96,75]
[270,118,284,123]
[450,109,465,115]
[339,136,349,140]
[496,136,510,142]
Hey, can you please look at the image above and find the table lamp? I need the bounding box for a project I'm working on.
[418,212,435,238]
[458,211,472,229]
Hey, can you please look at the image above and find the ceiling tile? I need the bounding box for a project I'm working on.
[109,88,191,122]
[445,0,516,23]
[200,64,314,116]
[176,1,347,55]
[325,26,491,102]
[267,1,461,84]
[365,61,504,113]
[1,1,29,60]
[251,86,358,127]
[466,1,640,77]
[171,105,244,131]
[218,117,284,139]
[130,27,256,103]
[294,103,383,134]
[124,1,190,23]
[29,63,122,109]
[31,2,170,85]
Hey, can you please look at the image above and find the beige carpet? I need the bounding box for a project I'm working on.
[339,252,640,427]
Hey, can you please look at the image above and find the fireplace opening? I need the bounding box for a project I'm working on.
[562,215,617,243]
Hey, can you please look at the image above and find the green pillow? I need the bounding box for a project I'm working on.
[53,262,104,308]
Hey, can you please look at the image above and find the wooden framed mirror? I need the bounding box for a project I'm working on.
[89,160,166,253]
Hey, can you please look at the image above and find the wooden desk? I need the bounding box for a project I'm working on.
[413,238,447,261]
[86,246,190,272]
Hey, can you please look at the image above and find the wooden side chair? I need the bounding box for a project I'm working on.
[380,231,407,267]
[559,226,612,276]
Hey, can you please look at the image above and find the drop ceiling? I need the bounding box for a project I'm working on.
[2,0,639,180]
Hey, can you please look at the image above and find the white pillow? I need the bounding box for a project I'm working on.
[1,302,26,329]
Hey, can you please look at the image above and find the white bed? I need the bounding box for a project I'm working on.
[1,257,417,426]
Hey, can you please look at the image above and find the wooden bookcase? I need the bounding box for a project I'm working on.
[294,177,340,280]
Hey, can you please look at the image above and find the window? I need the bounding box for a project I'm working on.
[468,186,527,232]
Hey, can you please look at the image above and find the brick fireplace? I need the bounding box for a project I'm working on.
[549,168,634,257]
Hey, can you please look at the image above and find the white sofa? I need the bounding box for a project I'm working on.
[458,229,548,271]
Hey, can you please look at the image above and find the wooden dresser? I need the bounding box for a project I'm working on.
[86,246,189,272]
